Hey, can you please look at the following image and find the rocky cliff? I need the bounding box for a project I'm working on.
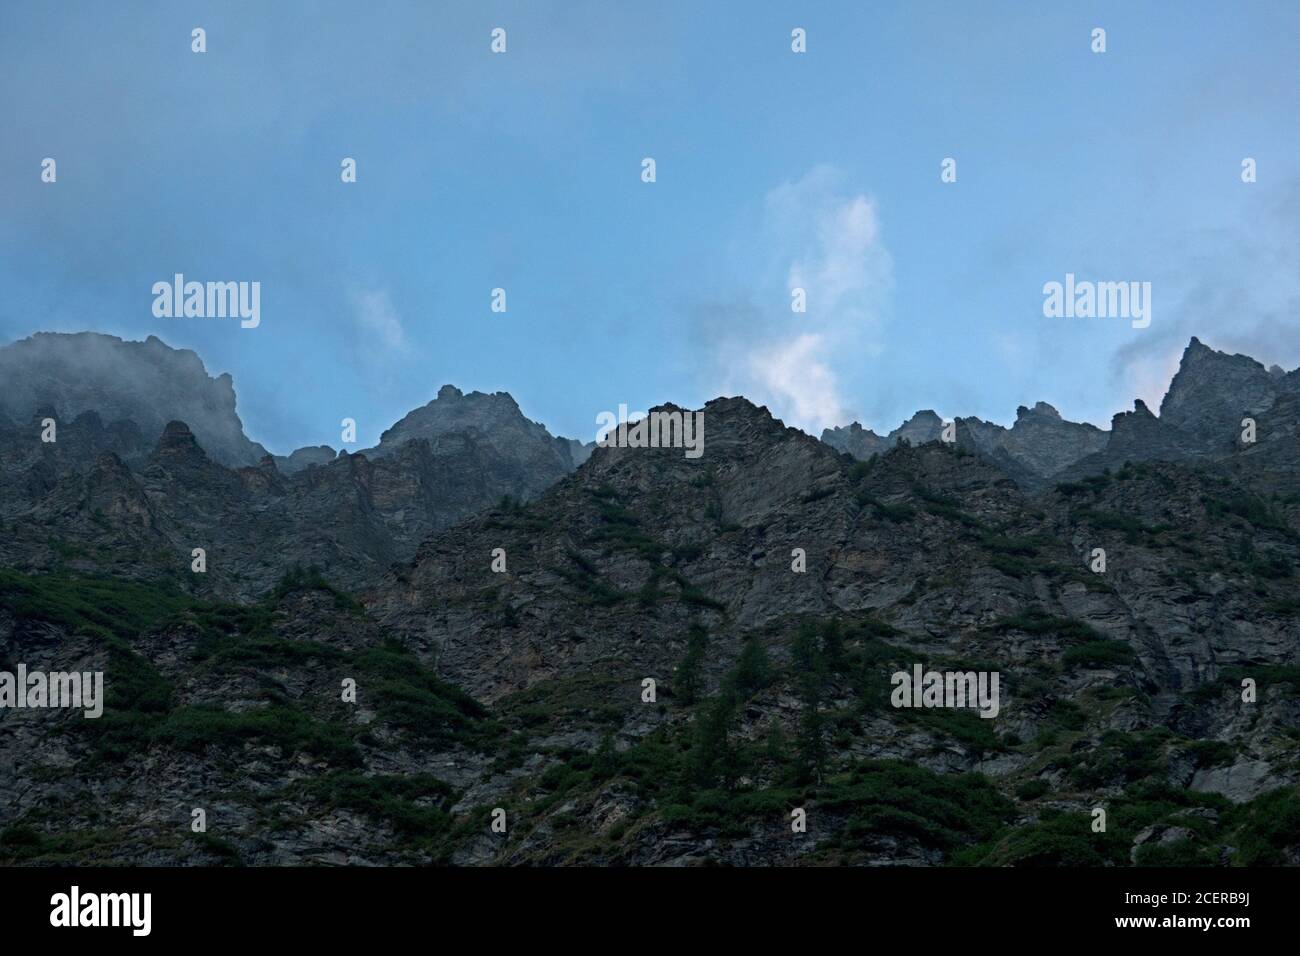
[0,333,270,467]
[1160,336,1298,451]
[0,335,587,600]
[825,337,1300,488]
[362,384,582,476]
[1,332,1298,867]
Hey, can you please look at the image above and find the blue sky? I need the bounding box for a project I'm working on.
[3,0,1298,453]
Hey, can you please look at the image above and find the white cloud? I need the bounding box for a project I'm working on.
[746,333,846,433]
[1108,181,1300,418]
[711,165,892,433]
[353,289,408,356]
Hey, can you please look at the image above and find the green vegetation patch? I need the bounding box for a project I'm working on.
[301,771,457,839]
[155,703,360,765]
[2,569,495,763]
[991,611,1105,644]
[1062,639,1137,671]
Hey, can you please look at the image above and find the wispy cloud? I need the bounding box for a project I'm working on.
[770,167,891,330]
[1109,180,1300,412]
[353,289,409,359]
[745,333,846,429]
[707,165,893,434]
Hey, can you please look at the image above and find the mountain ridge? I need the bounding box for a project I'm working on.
[824,336,1300,485]
[3,328,1299,867]
[7,331,1294,489]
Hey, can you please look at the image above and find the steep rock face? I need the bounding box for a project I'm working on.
[824,339,1300,485]
[355,395,1300,864]
[1218,390,1300,499]
[1161,337,1282,451]
[371,395,1300,715]
[822,422,891,459]
[1065,400,1201,478]
[952,403,1108,484]
[823,410,947,458]
[1108,399,1194,459]
[954,415,1007,457]
[1,415,588,600]
[0,338,589,598]
[3,333,1300,867]
[362,384,578,488]
[274,445,338,474]
[828,402,1106,483]
[0,583,498,865]
[0,409,151,518]
[822,410,947,459]
[37,451,157,533]
[374,395,873,701]
[890,409,945,446]
[997,403,1108,478]
[565,438,596,467]
[0,332,269,467]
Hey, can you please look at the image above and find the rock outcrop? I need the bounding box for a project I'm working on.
[0,332,269,467]
[826,337,1299,488]
[1160,336,1294,451]
[362,384,580,482]
[2,332,1298,868]
[274,445,338,474]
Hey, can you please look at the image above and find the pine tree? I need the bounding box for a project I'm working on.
[792,622,827,784]
[675,624,708,705]
[593,732,618,779]
[733,635,771,696]
[821,618,845,670]
[693,686,738,788]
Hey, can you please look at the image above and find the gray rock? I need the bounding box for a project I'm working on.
[0,332,269,467]
[1191,758,1274,804]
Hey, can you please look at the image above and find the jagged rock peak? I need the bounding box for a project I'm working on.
[822,420,892,460]
[1017,401,1062,421]
[903,409,943,425]
[368,384,541,455]
[91,450,131,474]
[888,409,946,446]
[152,420,206,457]
[359,383,579,498]
[702,394,772,420]
[826,421,872,437]
[1161,336,1278,442]
[274,445,339,474]
[148,421,215,464]
[696,395,823,444]
[0,331,268,466]
[822,421,863,438]
[160,420,197,443]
